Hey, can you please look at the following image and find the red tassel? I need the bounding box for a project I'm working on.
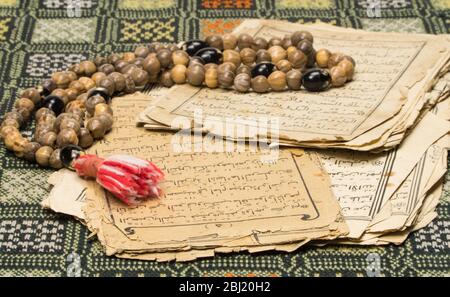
[72,154,164,205]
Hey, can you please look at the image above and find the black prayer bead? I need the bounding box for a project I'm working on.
[42,95,65,116]
[60,144,83,169]
[250,62,275,78]
[193,47,222,64]
[301,68,331,92]
[184,39,208,56]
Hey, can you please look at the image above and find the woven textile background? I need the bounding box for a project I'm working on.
[0,0,449,277]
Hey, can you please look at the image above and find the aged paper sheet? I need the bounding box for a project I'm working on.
[142,20,450,150]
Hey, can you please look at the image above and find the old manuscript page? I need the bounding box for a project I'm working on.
[144,20,450,149]
[83,93,346,252]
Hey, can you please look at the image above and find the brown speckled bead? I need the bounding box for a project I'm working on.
[87,117,106,139]
[172,50,190,66]
[330,66,347,87]
[131,68,149,87]
[291,30,313,46]
[186,64,205,86]
[0,125,18,140]
[49,148,63,169]
[236,64,251,76]
[15,98,35,112]
[223,50,241,68]
[160,70,174,88]
[35,146,53,167]
[107,53,122,65]
[222,33,238,50]
[256,49,271,64]
[1,118,20,129]
[78,128,94,148]
[268,45,286,64]
[108,72,126,92]
[240,48,256,66]
[205,35,223,50]
[276,59,292,73]
[251,75,270,93]
[3,111,23,127]
[143,55,161,75]
[156,49,172,68]
[86,95,106,115]
[60,118,81,135]
[98,77,115,96]
[123,74,136,94]
[286,69,302,90]
[94,56,108,67]
[36,108,55,122]
[237,33,254,50]
[91,72,107,86]
[51,89,69,105]
[21,88,41,105]
[338,59,355,80]
[37,131,57,147]
[327,52,345,68]
[218,70,235,89]
[23,142,41,162]
[97,113,113,132]
[79,77,96,91]
[268,70,287,91]
[281,35,292,50]
[268,37,282,47]
[98,63,115,75]
[79,60,97,77]
[56,128,78,147]
[123,52,136,63]
[233,73,251,92]
[288,49,307,69]
[252,37,268,51]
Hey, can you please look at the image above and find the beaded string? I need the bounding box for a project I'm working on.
[0,30,356,169]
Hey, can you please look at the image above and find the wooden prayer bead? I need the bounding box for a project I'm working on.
[123,74,136,94]
[338,59,355,80]
[251,75,270,93]
[40,79,57,97]
[94,103,113,117]
[98,63,115,75]
[65,88,78,101]
[234,73,251,92]
[252,37,268,51]
[291,30,313,46]
[222,33,238,50]
[170,64,187,84]
[268,37,282,47]
[23,142,41,162]
[97,113,113,131]
[186,64,205,86]
[15,98,35,112]
[218,61,237,74]
[79,60,97,77]
[218,69,235,89]
[267,45,286,64]
[108,72,126,92]
[0,125,18,140]
[36,108,55,122]
[57,128,79,147]
[205,67,218,88]
[78,77,96,91]
[107,53,122,65]
[51,89,69,105]
[142,55,161,75]
[236,64,251,76]
[316,49,331,68]
[87,117,106,139]
[60,118,81,135]
[288,49,307,69]
[68,63,83,77]
[3,111,23,127]
[122,52,136,63]
[37,131,57,147]
[52,72,72,88]
[35,146,53,167]
[21,88,41,105]
[240,48,256,66]
[156,49,172,69]
[130,68,149,87]
[237,33,254,50]
[286,69,302,90]
[172,50,190,66]
[223,50,241,68]
[268,70,287,91]
[98,77,115,96]
[134,46,150,58]
[1,119,19,132]
[276,59,293,73]
[78,128,94,148]
[114,60,130,73]
[255,49,271,64]
[86,95,106,115]
[205,35,223,50]
[160,70,174,87]
[69,80,85,93]
[94,56,108,67]
[13,136,29,158]
[49,148,63,169]
[327,52,345,68]
[330,66,347,87]
[120,63,137,76]
[281,35,292,50]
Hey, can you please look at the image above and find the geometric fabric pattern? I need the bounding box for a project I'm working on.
[0,0,449,277]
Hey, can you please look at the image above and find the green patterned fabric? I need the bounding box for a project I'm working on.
[0,0,449,277]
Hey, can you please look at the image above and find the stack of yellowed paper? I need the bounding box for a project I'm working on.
[139,20,450,152]
[42,20,450,261]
